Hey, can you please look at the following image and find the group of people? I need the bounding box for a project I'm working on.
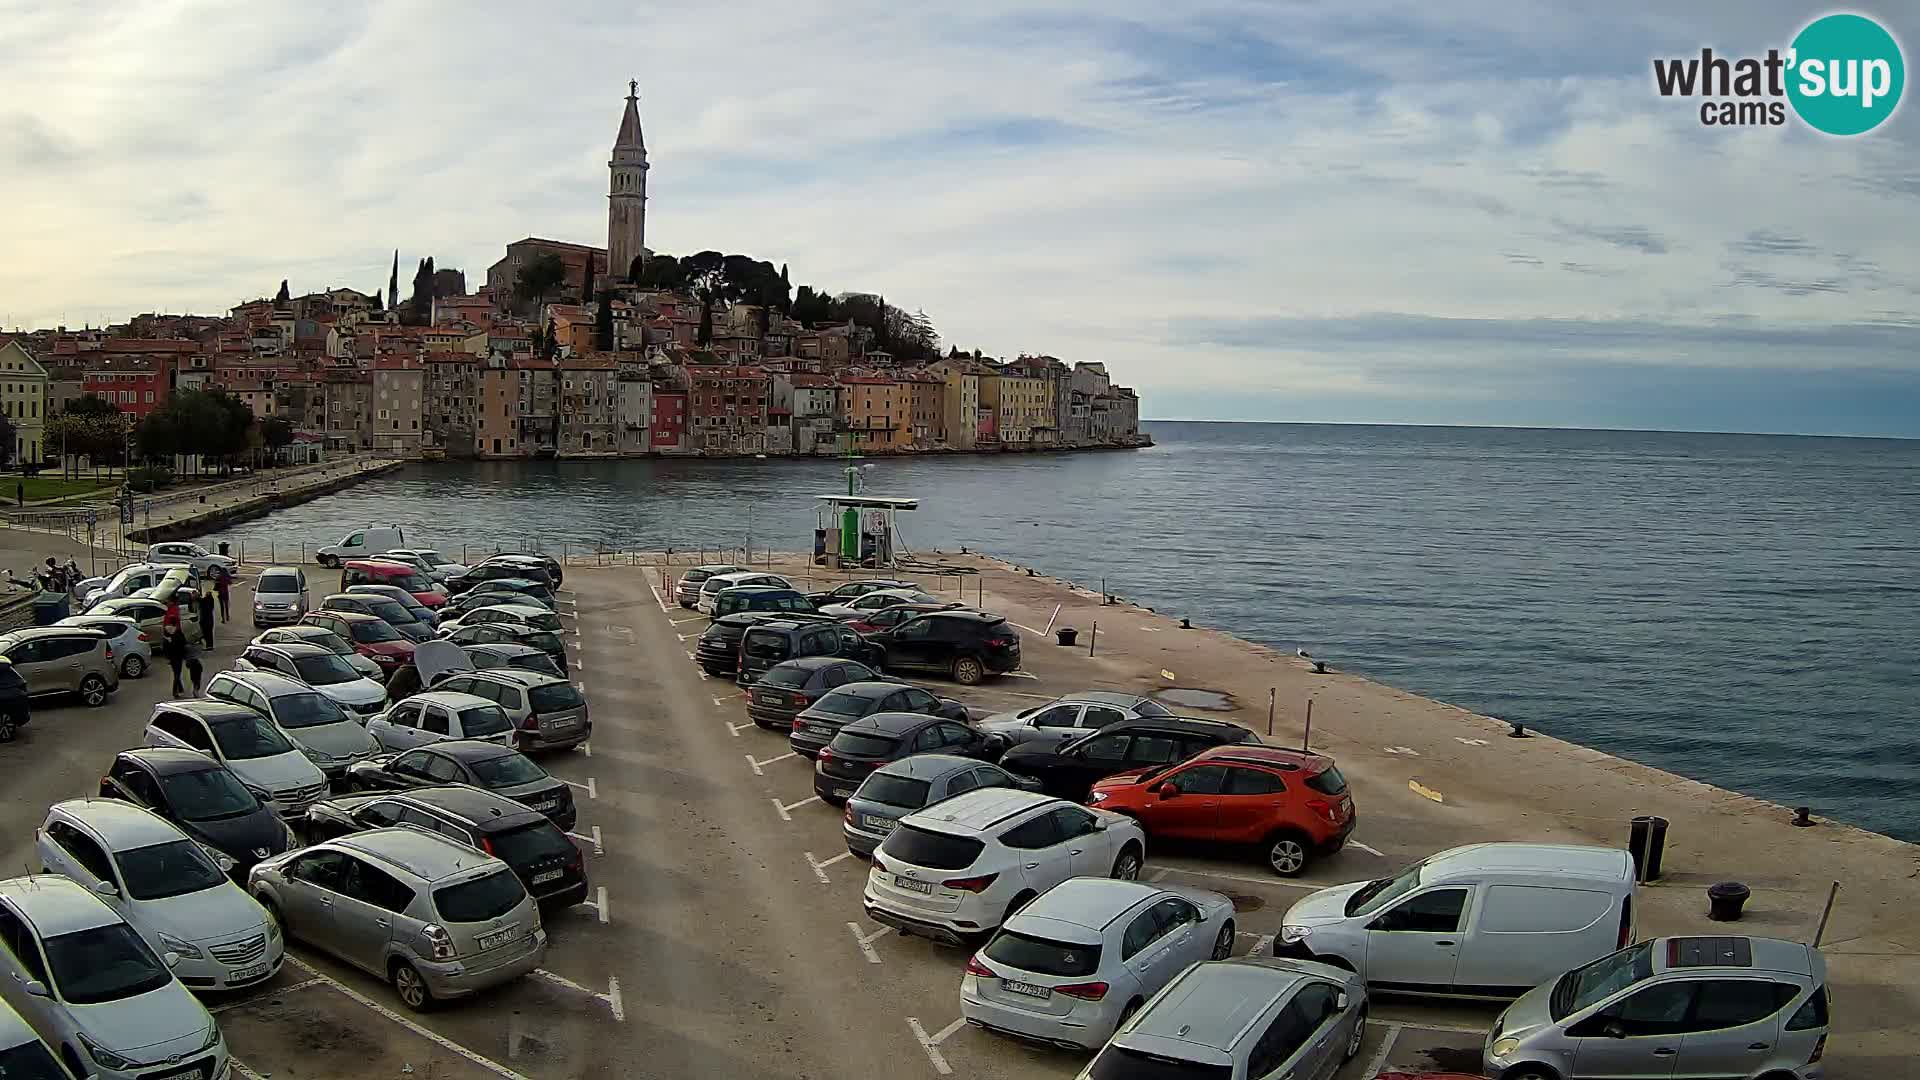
[158,570,232,696]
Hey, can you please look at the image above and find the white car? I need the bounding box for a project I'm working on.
[818,587,942,620]
[863,788,1147,946]
[961,878,1237,1050]
[143,700,329,819]
[0,874,228,1080]
[365,690,516,751]
[382,549,468,584]
[435,602,563,637]
[36,800,283,992]
[146,541,237,577]
[695,571,791,614]
[54,613,151,678]
[81,562,197,611]
[0,997,67,1078]
[231,642,388,718]
[254,624,384,681]
[204,669,381,782]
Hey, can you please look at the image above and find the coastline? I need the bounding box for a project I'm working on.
[449,433,1155,462]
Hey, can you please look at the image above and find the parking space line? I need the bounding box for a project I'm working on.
[679,632,698,641]
[1370,1018,1490,1036]
[1351,840,1385,857]
[576,885,610,924]
[906,1016,960,1075]
[746,751,796,775]
[232,1058,269,1080]
[770,795,821,821]
[1252,932,1274,955]
[605,624,634,637]
[712,693,743,707]
[806,850,851,883]
[210,976,326,1012]
[726,721,754,738]
[1154,865,1325,890]
[607,976,625,1021]
[562,777,597,799]
[1008,622,1046,635]
[646,584,670,614]
[1362,1021,1402,1078]
[285,958,535,1080]
[575,741,592,758]
[566,825,604,855]
[847,921,888,964]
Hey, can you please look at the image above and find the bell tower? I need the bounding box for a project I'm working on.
[608,80,649,281]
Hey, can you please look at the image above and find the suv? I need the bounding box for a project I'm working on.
[1089,745,1355,876]
[737,619,882,685]
[459,642,564,679]
[367,691,516,752]
[440,622,568,675]
[446,560,553,595]
[745,657,884,731]
[695,571,790,614]
[300,785,588,908]
[1077,957,1367,1080]
[318,593,434,643]
[251,565,311,627]
[863,788,1147,945]
[676,564,743,607]
[1000,717,1262,801]
[247,827,547,1010]
[302,610,417,677]
[713,586,817,621]
[235,641,388,717]
[814,713,1003,804]
[694,611,836,676]
[1485,936,1831,1080]
[204,669,380,779]
[866,610,1022,685]
[789,680,968,759]
[142,700,330,819]
[343,741,575,831]
[53,614,150,679]
[0,627,117,707]
[98,748,297,878]
[341,560,446,609]
[428,669,590,752]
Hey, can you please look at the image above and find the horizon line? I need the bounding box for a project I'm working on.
[1140,418,1920,443]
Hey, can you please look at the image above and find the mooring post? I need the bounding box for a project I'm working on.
[1088,621,1097,657]
[1812,881,1841,946]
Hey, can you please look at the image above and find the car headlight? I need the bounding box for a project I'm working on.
[303,746,338,765]
[197,843,236,873]
[76,1033,133,1071]
[244,784,272,802]
[1279,924,1312,943]
[1088,791,1109,803]
[265,913,282,941]
[1490,1037,1521,1059]
[195,1022,222,1054]
[157,932,206,960]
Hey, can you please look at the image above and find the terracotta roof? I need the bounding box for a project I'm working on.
[559,354,616,370]
[372,355,421,371]
[787,374,836,388]
[101,338,197,354]
[420,351,476,365]
[688,365,768,380]
[508,237,607,257]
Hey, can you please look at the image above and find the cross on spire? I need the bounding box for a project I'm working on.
[628,79,638,101]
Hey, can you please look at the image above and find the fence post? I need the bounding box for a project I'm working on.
[1088,621,1097,657]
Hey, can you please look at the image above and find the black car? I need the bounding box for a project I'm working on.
[694,611,839,676]
[448,561,554,595]
[475,552,563,587]
[442,622,568,675]
[0,661,29,740]
[743,656,885,730]
[789,680,968,759]
[98,748,295,877]
[865,610,1022,685]
[467,578,559,609]
[737,619,884,686]
[343,740,576,831]
[301,784,588,907]
[812,712,1004,804]
[999,717,1262,800]
[805,579,919,607]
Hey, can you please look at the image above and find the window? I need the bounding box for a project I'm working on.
[1051,806,1099,839]
[1786,984,1828,1030]
[1167,764,1229,795]
[1374,888,1469,934]
[1224,767,1286,795]
[1082,705,1127,729]
[387,702,422,729]
[393,750,437,779]
[1121,909,1164,960]
[1246,997,1319,1077]
[1031,704,1081,729]
[341,856,416,913]
[911,726,944,753]
[291,849,353,891]
[423,707,451,736]
[1076,734,1129,763]
[999,812,1063,850]
[155,712,216,753]
[1572,982,1697,1038]
[48,822,116,882]
[358,801,404,827]
[1691,980,1792,1030]
[1127,735,1181,765]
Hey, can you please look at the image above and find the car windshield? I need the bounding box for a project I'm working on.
[0,1039,67,1079]
[42,923,171,1005]
[529,683,584,712]
[1552,941,1654,1020]
[1306,765,1349,795]
[432,869,527,924]
[364,599,416,624]
[880,824,984,870]
[985,930,1102,977]
[489,821,576,865]
[510,653,562,676]
[348,620,402,644]
[299,630,355,655]
[470,753,547,786]
[276,690,348,728]
[1134,699,1175,718]
[742,633,790,660]
[1346,861,1424,916]
[419,551,451,567]
[858,773,931,809]
[459,706,513,737]
[117,839,228,901]
[812,690,877,717]
[391,572,434,592]
[1088,1047,1231,1080]
[293,654,361,686]
[208,714,296,758]
[519,630,564,653]
[258,573,300,594]
[829,731,899,757]
[159,767,261,821]
[757,664,813,689]
[519,611,561,631]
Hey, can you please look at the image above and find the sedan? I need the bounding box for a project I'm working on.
[744,657,884,731]
[89,596,200,637]
[675,564,744,608]
[147,540,238,577]
[343,741,575,831]
[978,691,1177,750]
[962,879,1237,1051]
[255,624,385,681]
[789,680,969,759]
[806,579,920,607]
[436,603,563,636]
[844,754,1038,857]
[318,594,434,643]
[55,614,151,679]
[466,578,558,610]
[999,717,1262,801]
[814,713,1005,804]
[819,587,941,620]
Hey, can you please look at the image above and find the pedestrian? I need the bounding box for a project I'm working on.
[163,595,183,634]
[185,650,204,695]
[163,625,188,696]
[215,566,231,623]
[14,480,21,506]
[197,587,216,650]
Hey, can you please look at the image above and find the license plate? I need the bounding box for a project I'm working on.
[894,874,933,894]
[230,961,271,983]
[532,869,563,885]
[832,787,853,799]
[1002,979,1051,1000]
[758,693,782,705]
[866,816,897,833]
[532,800,558,811]
[477,929,516,950]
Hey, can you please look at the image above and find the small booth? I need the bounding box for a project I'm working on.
[814,494,919,569]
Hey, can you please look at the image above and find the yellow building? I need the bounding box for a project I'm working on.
[0,340,49,465]
[840,377,911,451]
[928,358,982,449]
[982,365,1049,446]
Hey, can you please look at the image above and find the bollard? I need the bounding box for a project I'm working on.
[1180,617,1191,629]
[1707,881,1751,921]
[1507,720,1529,738]
[1056,627,1078,647]
[1792,806,1815,828]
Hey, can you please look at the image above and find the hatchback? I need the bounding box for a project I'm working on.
[36,799,283,992]
[300,610,417,677]
[471,552,562,587]
[736,619,882,685]
[863,788,1147,946]
[251,566,310,627]
[341,560,446,609]
[962,879,1238,1051]
[459,642,564,679]
[695,571,790,614]
[347,584,440,627]
[694,611,825,675]
[343,741,576,831]
[319,593,435,643]
[0,875,228,1080]
[85,596,199,639]
[147,541,236,577]
[53,614,150,679]
[142,700,330,819]
[205,668,381,779]
[233,641,389,718]
[465,578,558,610]
[426,669,590,752]
[842,601,966,635]
[440,622,568,675]
[866,609,1022,685]
[711,586,816,621]
[367,691,516,752]
[446,561,554,595]
[300,785,589,908]
[255,623,385,680]
[248,827,547,1010]
[789,680,968,759]
[98,748,298,878]
[1076,957,1367,1080]
[436,602,562,636]
[1089,745,1355,876]
[745,656,884,731]
[805,578,921,608]
[1484,936,1831,1080]
[979,691,1177,750]
[1001,717,1263,801]
[817,587,942,620]
[844,755,1038,857]
[385,548,467,584]
[676,564,744,607]
[0,627,117,707]
[814,712,1004,804]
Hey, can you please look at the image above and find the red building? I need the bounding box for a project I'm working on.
[80,355,171,417]
[650,391,686,450]
[687,365,769,454]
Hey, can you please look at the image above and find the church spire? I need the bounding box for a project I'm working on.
[608,80,650,282]
[387,249,399,311]
[614,79,645,152]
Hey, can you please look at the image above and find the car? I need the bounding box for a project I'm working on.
[366,691,516,752]
[343,741,576,831]
[318,593,435,643]
[1075,957,1368,1080]
[675,564,744,607]
[129,568,195,607]
[79,562,199,610]
[439,622,567,675]
[426,669,590,753]
[98,748,298,878]
[695,571,791,614]
[250,565,311,627]
[85,596,199,638]
[805,578,921,607]
[142,699,330,819]
[1484,936,1831,1080]
[384,548,468,584]
[437,586,552,622]
[843,755,1038,858]
[0,627,118,707]
[818,587,942,620]
[458,642,564,679]
[204,669,382,779]
[693,611,835,676]
[743,656,885,731]
[0,997,69,1080]
[315,525,406,568]
[255,623,385,680]
[347,584,440,627]
[1088,745,1356,876]
[962,878,1239,1051]
[145,541,237,577]
[472,552,563,587]
[445,561,553,595]
[301,610,416,677]
[864,789,1147,945]
[1000,717,1263,801]
[0,875,228,1080]
[341,560,447,610]
[814,712,1005,804]
[711,586,817,621]
[35,799,283,992]
[979,691,1178,750]
[865,609,1022,685]
[842,601,967,635]
[789,680,968,759]
[233,641,389,718]
[736,618,883,685]
[0,663,28,742]
[465,578,560,610]
[435,602,563,637]
[248,827,547,1010]
[52,614,150,679]
[299,785,589,908]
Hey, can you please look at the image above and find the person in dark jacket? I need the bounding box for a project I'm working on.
[163,625,189,696]
[197,588,216,649]
[214,567,232,622]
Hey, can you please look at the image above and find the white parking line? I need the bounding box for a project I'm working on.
[527,969,625,1023]
[232,1059,269,1080]
[561,777,597,799]
[575,741,592,757]
[678,632,697,641]
[286,958,535,1080]
[906,1017,963,1075]
[847,921,888,964]
[712,694,742,707]
[607,976,625,1021]
[210,976,326,1012]
[1371,1018,1490,1036]
[1363,1021,1402,1078]
[746,751,795,775]
[576,886,610,924]
[726,721,754,738]
[606,624,634,637]
[770,794,821,821]
[1252,932,1274,955]
[1002,670,1040,680]
[806,850,851,884]
[647,584,670,614]
[567,825,604,856]
[1155,865,1325,890]
[1351,841,1385,857]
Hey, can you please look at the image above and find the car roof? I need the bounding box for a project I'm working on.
[904,787,1056,835]
[427,739,521,762]
[844,711,945,736]
[50,798,187,850]
[1193,745,1333,771]
[0,875,124,936]
[827,681,906,700]
[258,566,304,579]
[345,559,413,570]
[916,610,1003,624]
[1076,691,1152,708]
[319,609,382,622]
[686,564,742,573]
[155,698,273,723]
[1015,878,1162,932]
[220,668,316,696]
[474,577,543,589]
[1123,959,1313,1053]
[410,691,497,710]
[382,785,542,827]
[771,655,848,671]
[1655,936,1815,976]
[873,753,983,780]
[709,571,771,584]
[2,625,105,641]
[269,624,333,639]
[463,642,543,659]
[470,668,568,687]
[719,585,793,596]
[249,642,334,660]
[332,826,498,881]
[1420,843,1632,882]
[117,747,223,774]
[467,603,549,617]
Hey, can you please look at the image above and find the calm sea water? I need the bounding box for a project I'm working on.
[203,423,1920,841]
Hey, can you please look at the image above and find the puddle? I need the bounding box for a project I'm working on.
[1155,687,1236,711]
[1226,892,1266,913]
[1421,1046,1484,1073]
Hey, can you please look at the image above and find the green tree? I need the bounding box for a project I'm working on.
[595,295,615,351]
[274,279,290,305]
[0,412,14,469]
[515,254,568,306]
[65,394,119,418]
[261,416,295,463]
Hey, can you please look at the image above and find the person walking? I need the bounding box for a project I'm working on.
[197,586,216,650]
[163,595,183,634]
[163,624,189,696]
[214,566,232,623]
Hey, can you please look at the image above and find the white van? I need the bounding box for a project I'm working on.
[1273,842,1635,998]
[317,525,405,568]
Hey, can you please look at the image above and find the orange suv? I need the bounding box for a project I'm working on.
[1086,745,1354,877]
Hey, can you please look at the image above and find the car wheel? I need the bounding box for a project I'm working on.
[951,655,985,685]
[121,654,147,678]
[1501,1067,1560,1080]
[1265,832,1310,876]
[1212,920,1235,960]
[1344,1006,1366,1060]
[0,716,13,743]
[319,554,338,568]
[62,1046,86,1080]
[79,675,109,707]
[1117,997,1145,1029]
[1110,844,1143,880]
[391,959,434,1011]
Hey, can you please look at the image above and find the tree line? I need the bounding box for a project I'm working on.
[42,391,293,479]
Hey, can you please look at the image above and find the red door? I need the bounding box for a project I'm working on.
[1212,766,1288,842]
[1138,764,1228,840]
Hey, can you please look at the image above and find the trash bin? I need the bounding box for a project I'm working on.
[1708,881,1751,921]
[32,593,69,625]
[1628,815,1669,882]
[218,541,230,557]
[1056,627,1078,647]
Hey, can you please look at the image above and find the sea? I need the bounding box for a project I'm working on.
[201,422,1920,842]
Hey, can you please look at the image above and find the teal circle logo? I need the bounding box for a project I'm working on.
[1788,13,1905,135]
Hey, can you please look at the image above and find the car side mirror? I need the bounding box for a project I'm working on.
[92,879,119,898]
[163,951,181,969]
[22,979,48,998]
[1335,991,1350,1011]
[1155,781,1181,799]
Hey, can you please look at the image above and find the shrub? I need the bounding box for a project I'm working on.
[125,464,175,493]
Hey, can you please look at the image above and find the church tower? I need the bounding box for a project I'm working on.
[608,80,649,282]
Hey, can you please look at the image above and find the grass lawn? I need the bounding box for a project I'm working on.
[6,475,122,503]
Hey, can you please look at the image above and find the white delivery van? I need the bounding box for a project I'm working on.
[1273,842,1636,998]
[316,525,405,568]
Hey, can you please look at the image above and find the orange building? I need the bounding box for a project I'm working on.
[840,376,910,451]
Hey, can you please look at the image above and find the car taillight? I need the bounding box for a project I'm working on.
[818,748,834,762]
[137,631,150,642]
[1055,982,1109,1001]
[524,712,541,730]
[1808,1034,1826,1064]
[986,636,1013,647]
[1306,797,1337,822]
[843,804,855,825]
[422,923,456,960]
[103,645,114,659]
[963,956,996,979]
[941,873,998,893]
[791,693,809,707]
[478,836,496,856]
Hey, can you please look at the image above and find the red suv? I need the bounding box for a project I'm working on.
[1086,745,1354,877]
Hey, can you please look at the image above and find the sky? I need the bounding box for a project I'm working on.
[2,1,1918,437]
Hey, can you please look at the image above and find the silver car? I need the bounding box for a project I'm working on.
[248,826,547,1010]
[675,564,743,607]
[366,690,516,752]
[233,641,389,718]
[843,754,1037,858]
[255,624,385,681]
[146,541,237,577]
[251,566,310,627]
[0,626,119,706]
[1485,936,1831,1080]
[978,691,1176,749]
[55,614,151,679]
[1076,956,1367,1080]
[204,669,381,779]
